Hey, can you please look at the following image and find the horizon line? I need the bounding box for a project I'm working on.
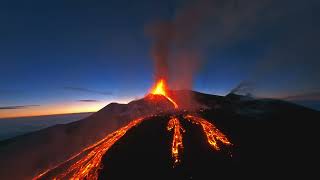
[0,111,96,120]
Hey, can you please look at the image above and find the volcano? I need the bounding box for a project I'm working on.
[0,86,319,179]
[28,80,232,179]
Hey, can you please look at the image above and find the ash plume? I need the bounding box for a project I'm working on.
[146,0,270,108]
[147,0,211,90]
[147,0,272,90]
[148,22,173,82]
[229,82,254,97]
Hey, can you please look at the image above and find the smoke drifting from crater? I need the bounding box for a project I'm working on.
[147,0,271,91]
[148,0,319,100]
[146,0,274,109]
[147,0,213,90]
[228,0,320,98]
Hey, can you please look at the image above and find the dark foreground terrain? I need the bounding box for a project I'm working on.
[0,91,319,179]
[100,92,320,179]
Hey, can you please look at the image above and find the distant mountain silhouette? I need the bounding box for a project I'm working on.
[0,91,319,179]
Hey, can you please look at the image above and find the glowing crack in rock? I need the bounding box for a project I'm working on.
[167,117,185,166]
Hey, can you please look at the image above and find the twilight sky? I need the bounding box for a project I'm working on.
[0,0,319,118]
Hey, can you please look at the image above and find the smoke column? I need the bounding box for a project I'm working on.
[147,0,212,90]
[147,0,267,90]
[148,0,319,100]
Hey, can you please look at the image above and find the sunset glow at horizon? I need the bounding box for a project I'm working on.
[0,98,134,119]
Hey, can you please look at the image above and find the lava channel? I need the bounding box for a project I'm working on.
[185,115,232,150]
[33,117,146,180]
[167,117,185,166]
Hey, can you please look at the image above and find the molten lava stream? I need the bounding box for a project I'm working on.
[33,117,146,180]
[167,117,185,166]
[185,115,232,150]
[150,79,178,109]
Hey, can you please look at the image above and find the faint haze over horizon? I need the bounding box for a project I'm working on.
[0,0,319,118]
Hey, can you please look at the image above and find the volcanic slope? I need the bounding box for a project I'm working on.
[1,91,319,179]
[98,91,320,179]
[98,113,233,180]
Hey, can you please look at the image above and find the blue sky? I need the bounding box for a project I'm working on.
[0,0,319,117]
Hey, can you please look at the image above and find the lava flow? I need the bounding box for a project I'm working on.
[167,117,185,165]
[33,117,146,180]
[150,79,179,109]
[32,79,232,179]
[185,115,232,150]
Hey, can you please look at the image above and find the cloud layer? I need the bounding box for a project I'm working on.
[78,100,99,102]
[0,105,40,110]
[64,87,112,95]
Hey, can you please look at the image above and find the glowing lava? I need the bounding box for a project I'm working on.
[32,81,233,179]
[33,117,146,180]
[167,117,185,166]
[150,79,178,109]
[185,115,232,150]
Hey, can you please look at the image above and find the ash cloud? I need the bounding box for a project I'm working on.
[147,0,272,90]
[248,25,320,97]
[64,87,112,95]
[147,0,208,90]
[216,0,320,98]
[146,0,273,108]
[147,0,319,99]
[230,82,254,97]
[0,105,40,110]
